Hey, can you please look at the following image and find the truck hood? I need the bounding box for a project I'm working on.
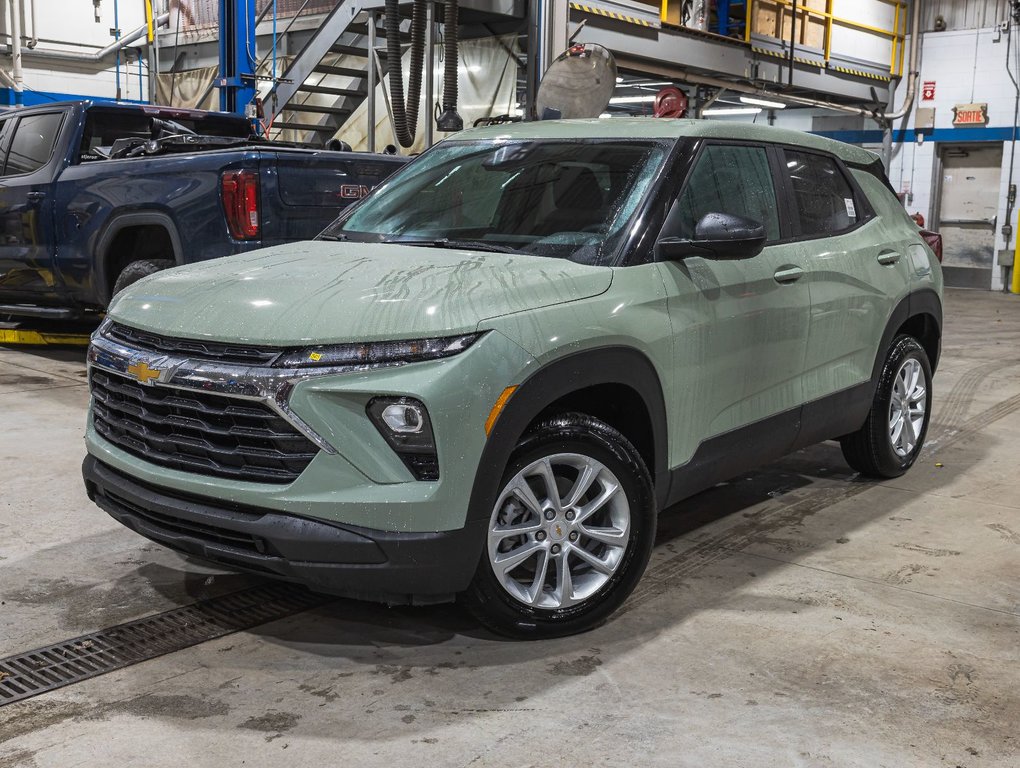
[108,241,613,345]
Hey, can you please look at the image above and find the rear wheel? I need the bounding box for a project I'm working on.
[840,335,932,478]
[112,258,174,296]
[463,413,656,639]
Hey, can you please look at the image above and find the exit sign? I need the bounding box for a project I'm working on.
[953,103,989,126]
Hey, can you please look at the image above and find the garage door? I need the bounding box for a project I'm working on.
[936,144,1003,289]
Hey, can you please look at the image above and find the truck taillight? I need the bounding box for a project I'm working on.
[221,169,260,240]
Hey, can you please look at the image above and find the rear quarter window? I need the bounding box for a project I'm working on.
[781,149,865,237]
[850,168,912,225]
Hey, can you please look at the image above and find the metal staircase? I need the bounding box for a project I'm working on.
[266,1,404,146]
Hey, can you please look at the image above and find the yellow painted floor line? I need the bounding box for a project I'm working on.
[0,329,91,346]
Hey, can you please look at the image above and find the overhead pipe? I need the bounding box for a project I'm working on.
[114,0,120,100]
[613,0,922,125]
[8,0,22,104]
[0,66,17,90]
[881,0,922,122]
[619,63,880,118]
[879,0,923,167]
[24,0,37,48]
[22,12,168,64]
[788,0,797,88]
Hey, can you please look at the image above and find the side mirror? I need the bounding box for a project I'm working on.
[657,211,767,261]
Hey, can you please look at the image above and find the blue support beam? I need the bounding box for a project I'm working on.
[218,0,258,115]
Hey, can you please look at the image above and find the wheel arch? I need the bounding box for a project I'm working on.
[872,289,943,387]
[94,211,184,306]
[467,346,670,524]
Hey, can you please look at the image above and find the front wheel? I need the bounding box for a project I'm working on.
[840,335,933,478]
[462,413,656,639]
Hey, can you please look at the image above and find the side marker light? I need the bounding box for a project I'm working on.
[485,386,518,436]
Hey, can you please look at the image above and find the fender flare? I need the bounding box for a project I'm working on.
[94,211,184,306]
[466,346,671,525]
[870,288,943,387]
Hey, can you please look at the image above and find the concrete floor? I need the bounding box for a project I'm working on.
[1,287,1018,767]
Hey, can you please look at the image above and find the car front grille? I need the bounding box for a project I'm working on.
[106,322,282,366]
[90,368,319,484]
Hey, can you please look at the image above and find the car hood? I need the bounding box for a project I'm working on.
[107,241,613,345]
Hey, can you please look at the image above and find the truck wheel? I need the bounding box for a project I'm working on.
[463,413,656,639]
[840,335,933,478]
[112,259,175,296]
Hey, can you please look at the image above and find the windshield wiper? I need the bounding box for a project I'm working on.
[318,233,347,241]
[382,237,518,254]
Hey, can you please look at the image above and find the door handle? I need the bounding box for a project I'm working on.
[26,191,46,202]
[877,250,901,266]
[773,266,804,284]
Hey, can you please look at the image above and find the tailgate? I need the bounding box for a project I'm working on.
[263,151,405,241]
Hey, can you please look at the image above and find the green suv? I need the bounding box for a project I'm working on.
[83,119,942,638]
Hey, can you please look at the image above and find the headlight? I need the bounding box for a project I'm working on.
[275,333,481,368]
[94,317,114,340]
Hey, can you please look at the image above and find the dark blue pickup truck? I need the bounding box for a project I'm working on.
[0,101,406,319]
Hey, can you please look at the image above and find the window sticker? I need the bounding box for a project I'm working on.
[845,197,857,219]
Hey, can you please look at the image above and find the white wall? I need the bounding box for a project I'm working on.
[1,0,148,102]
[886,26,1020,290]
[708,22,1020,291]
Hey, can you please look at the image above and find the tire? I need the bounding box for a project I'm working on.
[840,335,932,478]
[462,413,656,639]
[112,259,175,296]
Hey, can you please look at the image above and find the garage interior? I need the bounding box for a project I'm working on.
[1,0,1019,765]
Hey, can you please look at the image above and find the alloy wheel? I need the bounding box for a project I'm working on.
[888,357,926,457]
[487,453,631,610]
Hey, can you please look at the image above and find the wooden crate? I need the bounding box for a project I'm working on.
[752,0,826,50]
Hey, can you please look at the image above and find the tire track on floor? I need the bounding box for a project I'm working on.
[927,390,1020,455]
[929,359,1019,442]
[624,483,875,614]
[625,378,1020,612]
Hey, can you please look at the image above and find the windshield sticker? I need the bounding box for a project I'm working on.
[845,198,857,219]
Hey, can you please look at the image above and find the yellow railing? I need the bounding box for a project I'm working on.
[744,0,908,76]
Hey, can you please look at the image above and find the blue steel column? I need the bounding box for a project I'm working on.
[219,0,258,114]
[716,0,730,35]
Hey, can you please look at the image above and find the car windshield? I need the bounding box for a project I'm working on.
[323,139,670,266]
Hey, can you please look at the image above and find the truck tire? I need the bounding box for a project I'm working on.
[462,413,656,639]
[112,259,175,297]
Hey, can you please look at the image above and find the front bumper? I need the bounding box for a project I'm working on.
[85,326,535,533]
[83,456,485,602]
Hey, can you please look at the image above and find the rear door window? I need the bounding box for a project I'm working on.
[781,149,862,237]
[5,112,63,175]
[674,143,781,242]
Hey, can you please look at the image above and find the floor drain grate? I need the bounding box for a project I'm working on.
[0,582,329,706]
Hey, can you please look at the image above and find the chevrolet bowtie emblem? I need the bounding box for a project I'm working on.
[127,360,162,385]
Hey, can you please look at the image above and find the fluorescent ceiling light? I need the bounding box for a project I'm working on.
[609,95,658,104]
[740,96,787,109]
[702,107,762,116]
